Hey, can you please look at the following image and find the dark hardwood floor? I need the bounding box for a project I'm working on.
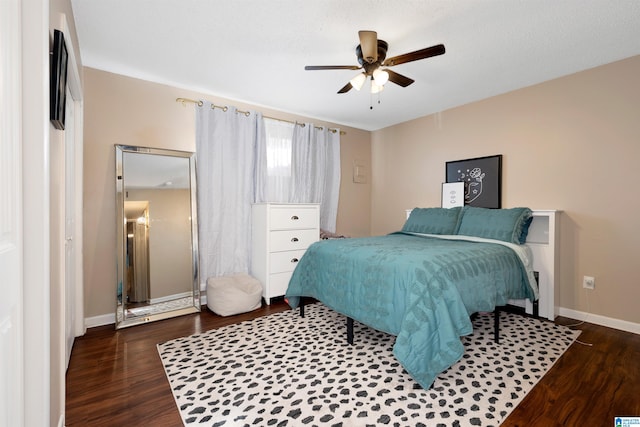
[66,301,640,426]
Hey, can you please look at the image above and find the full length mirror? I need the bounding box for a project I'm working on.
[115,145,200,329]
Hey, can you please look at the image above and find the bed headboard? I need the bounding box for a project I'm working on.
[522,210,560,321]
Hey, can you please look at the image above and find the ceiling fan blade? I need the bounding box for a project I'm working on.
[386,69,415,87]
[337,82,353,94]
[305,65,361,71]
[358,30,378,63]
[382,44,445,67]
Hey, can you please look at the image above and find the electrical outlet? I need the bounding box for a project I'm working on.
[583,276,595,290]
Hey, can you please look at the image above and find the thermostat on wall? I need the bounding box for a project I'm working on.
[353,161,367,184]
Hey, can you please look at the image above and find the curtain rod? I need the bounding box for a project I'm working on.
[176,97,346,135]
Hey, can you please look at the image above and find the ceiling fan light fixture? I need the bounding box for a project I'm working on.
[304,30,446,96]
[350,73,367,91]
[373,68,389,86]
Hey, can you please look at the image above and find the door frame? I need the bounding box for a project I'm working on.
[21,0,51,425]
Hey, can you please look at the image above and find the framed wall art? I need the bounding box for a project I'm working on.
[445,154,502,208]
[441,182,464,208]
[50,29,68,130]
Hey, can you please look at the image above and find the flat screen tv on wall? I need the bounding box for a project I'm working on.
[50,29,68,130]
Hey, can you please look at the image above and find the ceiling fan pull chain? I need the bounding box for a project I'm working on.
[369,92,382,110]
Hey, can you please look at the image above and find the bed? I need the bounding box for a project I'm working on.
[285,206,538,389]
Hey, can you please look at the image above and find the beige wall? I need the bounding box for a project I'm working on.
[371,55,640,326]
[83,68,372,318]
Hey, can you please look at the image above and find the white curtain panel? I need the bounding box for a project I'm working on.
[195,103,262,282]
[322,128,341,233]
[290,123,341,232]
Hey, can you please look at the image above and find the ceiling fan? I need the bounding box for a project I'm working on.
[305,30,445,94]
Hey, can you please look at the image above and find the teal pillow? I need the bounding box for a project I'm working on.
[402,207,463,235]
[456,206,533,244]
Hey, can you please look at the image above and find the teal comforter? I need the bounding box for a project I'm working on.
[285,232,537,389]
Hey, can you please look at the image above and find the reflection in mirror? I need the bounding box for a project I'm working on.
[115,145,200,329]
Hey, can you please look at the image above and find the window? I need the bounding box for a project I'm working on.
[262,118,294,201]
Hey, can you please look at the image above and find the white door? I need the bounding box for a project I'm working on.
[64,86,76,368]
[0,0,24,424]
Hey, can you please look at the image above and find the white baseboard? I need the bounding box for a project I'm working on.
[84,313,115,328]
[558,307,640,335]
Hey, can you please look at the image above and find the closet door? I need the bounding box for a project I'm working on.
[0,0,24,424]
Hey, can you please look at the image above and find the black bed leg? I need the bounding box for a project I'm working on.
[299,299,305,318]
[346,317,354,345]
[494,307,500,344]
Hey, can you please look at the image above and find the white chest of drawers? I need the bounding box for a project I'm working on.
[251,203,320,304]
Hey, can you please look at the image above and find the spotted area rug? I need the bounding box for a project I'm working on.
[157,303,579,426]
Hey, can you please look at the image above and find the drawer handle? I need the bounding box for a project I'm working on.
[291,237,299,242]
[291,258,299,263]
[291,215,299,220]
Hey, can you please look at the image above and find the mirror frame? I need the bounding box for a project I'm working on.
[115,144,200,329]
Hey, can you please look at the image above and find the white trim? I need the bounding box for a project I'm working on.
[22,0,50,424]
[1,0,24,424]
[85,313,116,328]
[59,13,85,339]
[558,307,640,335]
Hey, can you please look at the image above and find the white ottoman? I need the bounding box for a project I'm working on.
[206,273,263,316]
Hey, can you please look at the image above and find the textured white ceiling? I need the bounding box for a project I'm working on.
[71,0,640,131]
